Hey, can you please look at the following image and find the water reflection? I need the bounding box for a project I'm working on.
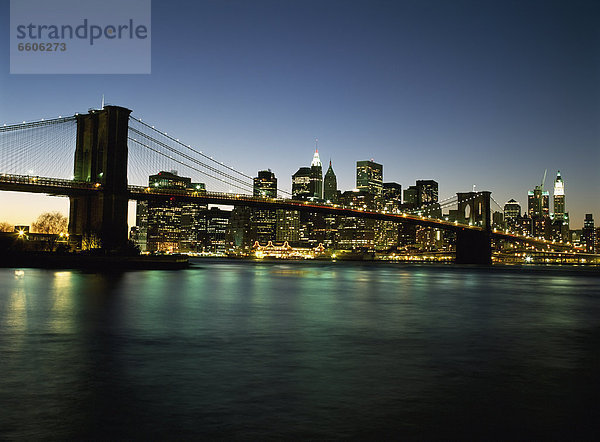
[0,264,598,440]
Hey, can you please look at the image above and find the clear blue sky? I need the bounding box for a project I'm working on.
[1,0,598,228]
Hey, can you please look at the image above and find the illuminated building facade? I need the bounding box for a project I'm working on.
[582,214,596,253]
[402,185,419,210]
[276,209,300,243]
[251,170,277,243]
[553,171,565,219]
[310,149,323,199]
[528,183,550,238]
[292,167,312,200]
[356,160,383,196]
[504,199,521,220]
[383,182,402,212]
[140,171,207,252]
[200,207,231,254]
[528,185,550,218]
[551,171,569,242]
[253,170,277,197]
[416,180,438,207]
[336,190,376,250]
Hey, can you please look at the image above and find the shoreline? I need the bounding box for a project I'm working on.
[0,251,189,270]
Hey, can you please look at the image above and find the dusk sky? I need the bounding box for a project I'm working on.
[1,0,598,228]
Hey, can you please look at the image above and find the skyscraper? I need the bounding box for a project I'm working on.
[356,160,383,196]
[252,170,277,243]
[323,160,338,203]
[553,171,565,220]
[403,185,419,209]
[582,214,596,253]
[528,181,551,238]
[292,167,312,200]
[527,185,549,218]
[139,171,207,252]
[416,180,438,206]
[503,199,521,220]
[383,182,402,212]
[253,170,277,197]
[310,149,323,199]
[551,171,569,242]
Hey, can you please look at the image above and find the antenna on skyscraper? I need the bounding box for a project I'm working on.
[101,94,105,109]
[315,137,319,152]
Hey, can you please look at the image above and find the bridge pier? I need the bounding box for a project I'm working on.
[455,191,492,265]
[68,106,131,251]
[455,228,492,265]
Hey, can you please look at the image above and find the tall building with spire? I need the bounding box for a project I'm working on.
[323,160,337,202]
[551,171,569,242]
[310,147,323,199]
[553,171,565,220]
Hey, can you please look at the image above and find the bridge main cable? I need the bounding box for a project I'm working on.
[129,115,292,197]
[128,127,255,190]
[128,136,254,194]
[0,115,77,132]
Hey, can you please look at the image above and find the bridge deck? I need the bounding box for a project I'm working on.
[0,173,575,250]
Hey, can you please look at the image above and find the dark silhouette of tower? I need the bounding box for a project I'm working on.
[68,105,131,250]
[323,160,337,202]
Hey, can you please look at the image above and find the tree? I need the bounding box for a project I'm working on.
[82,233,102,251]
[32,212,68,234]
[0,221,13,232]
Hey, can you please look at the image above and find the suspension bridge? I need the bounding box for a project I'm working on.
[0,105,576,264]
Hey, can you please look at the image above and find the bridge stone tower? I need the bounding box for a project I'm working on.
[455,191,492,265]
[68,105,131,251]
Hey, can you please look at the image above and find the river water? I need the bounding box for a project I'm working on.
[1,260,599,440]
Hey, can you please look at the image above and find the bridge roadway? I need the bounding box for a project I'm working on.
[0,173,575,251]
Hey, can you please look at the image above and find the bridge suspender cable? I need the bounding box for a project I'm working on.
[128,137,254,194]
[129,115,292,197]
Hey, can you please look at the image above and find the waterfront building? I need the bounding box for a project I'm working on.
[226,206,253,250]
[276,209,300,243]
[139,171,207,253]
[251,170,277,244]
[416,227,444,251]
[201,207,231,254]
[180,182,208,252]
[251,240,327,259]
[336,190,377,250]
[356,160,383,196]
[582,214,596,253]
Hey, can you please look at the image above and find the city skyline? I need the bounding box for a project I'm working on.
[0,0,598,228]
